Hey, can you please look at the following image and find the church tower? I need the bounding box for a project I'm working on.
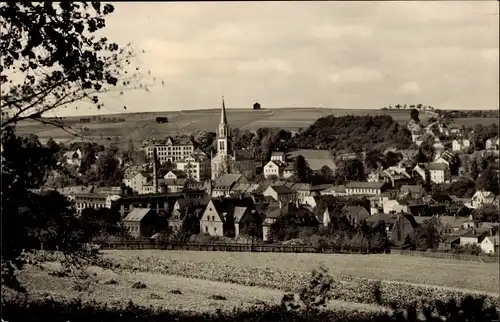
[217,96,229,155]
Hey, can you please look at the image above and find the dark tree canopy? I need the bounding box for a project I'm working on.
[1,2,149,292]
[1,2,153,129]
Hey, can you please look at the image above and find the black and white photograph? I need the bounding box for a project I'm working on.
[1,1,499,321]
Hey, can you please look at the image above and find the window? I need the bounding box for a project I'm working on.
[214,227,217,234]
[205,226,208,233]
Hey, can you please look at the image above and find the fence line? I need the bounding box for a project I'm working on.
[97,241,379,254]
[394,249,499,263]
[95,241,498,263]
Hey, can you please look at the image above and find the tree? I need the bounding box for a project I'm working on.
[1,2,151,292]
[476,165,500,195]
[337,159,366,183]
[1,127,99,292]
[473,204,499,223]
[1,2,153,130]
[293,155,309,182]
[414,218,442,250]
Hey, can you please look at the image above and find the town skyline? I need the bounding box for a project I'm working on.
[43,1,498,117]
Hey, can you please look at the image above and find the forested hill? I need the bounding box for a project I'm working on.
[290,115,413,152]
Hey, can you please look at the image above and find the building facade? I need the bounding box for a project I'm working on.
[145,136,194,164]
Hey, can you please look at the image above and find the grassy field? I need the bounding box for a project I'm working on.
[104,250,499,294]
[15,108,498,147]
[16,262,384,314]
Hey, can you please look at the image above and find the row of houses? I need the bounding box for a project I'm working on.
[121,194,499,254]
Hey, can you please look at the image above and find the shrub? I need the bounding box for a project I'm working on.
[208,295,227,301]
[169,289,182,295]
[131,281,147,289]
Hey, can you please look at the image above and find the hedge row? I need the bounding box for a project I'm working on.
[0,297,392,322]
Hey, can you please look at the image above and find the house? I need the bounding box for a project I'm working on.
[452,139,471,152]
[291,183,323,204]
[342,205,370,226]
[320,185,347,196]
[380,166,414,188]
[142,179,167,194]
[485,136,499,150]
[58,186,122,214]
[303,195,321,208]
[263,160,287,179]
[176,152,211,181]
[199,197,254,237]
[234,207,262,239]
[438,236,460,250]
[382,199,409,214]
[466,191,498,209]
[122,208,158,239]
[270,151,287,163]
[253,102,261,110]
[365,213,416,246]
[145,136,195,164]
[398,149,419,161]
[399,184,425,199]
[459,229,489,246]
[212,174,248,198]
[480,235,500,254]
[345,182,387,196]
[425,162,451,184]
[262,206,281,241]
[123,171,151,194]
[116,190,205,218]
[63,149,82,166]
[263,185,297,204]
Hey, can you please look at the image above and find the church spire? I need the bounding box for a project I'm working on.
[220,96,228,125]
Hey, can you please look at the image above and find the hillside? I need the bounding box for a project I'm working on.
[14,108,497,147]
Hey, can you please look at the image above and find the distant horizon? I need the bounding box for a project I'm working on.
[40,105,499,119]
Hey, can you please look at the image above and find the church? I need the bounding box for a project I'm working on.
[211,98,256,180]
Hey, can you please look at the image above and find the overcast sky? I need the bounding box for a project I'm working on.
[57,1,499,116]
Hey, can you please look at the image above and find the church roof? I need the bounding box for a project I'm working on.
[220,97,228,124]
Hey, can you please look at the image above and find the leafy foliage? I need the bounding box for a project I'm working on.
[288,115,412,152]
[0,2,145,128]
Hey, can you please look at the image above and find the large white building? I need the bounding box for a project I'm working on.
[211,98,256,180]
[176,151,211,181]
[145,136,194,164]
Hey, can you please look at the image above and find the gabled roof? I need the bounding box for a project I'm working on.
[346,182,385,189]
[123,208,152,222]
[234,149,254,161]
[321,185,346,193]
[482,235,500,245]
[342,205,367,217]
[425,162,449,171]
[165,178,188,186]
[214,174,242,189]
[268,185,295,195]
[233,206,248,223]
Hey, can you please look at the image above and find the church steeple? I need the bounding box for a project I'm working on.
[217,96,229,155]
[220,96,228,125]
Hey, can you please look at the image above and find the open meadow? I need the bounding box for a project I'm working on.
[11,250,499,317]
[103,250,499,294]
[14,108,498,147]
[16,262,385,314]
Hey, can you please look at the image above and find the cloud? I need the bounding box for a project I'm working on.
[310,24,373,39]
[399,82,421,96]
[327,68,384,84]
[43,2,498,116]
